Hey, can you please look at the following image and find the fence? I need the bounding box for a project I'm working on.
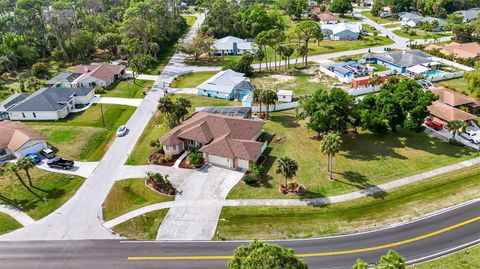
[251,102,299,113]
[348,85,381,96]
[426,71,464,82]
[430,57,474,72]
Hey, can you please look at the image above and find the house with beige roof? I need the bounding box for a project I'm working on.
[0,121,47,161]
[427,88,479,125]
[71,63,126,88]
[425,42,480,59]
[160,112,265,170]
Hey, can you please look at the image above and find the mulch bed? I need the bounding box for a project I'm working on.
[178,157,205,169]
[148,151,180,166]
[145,178,175,196]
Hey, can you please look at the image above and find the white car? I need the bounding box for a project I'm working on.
[460,130,480,144]
[116,125,128,137]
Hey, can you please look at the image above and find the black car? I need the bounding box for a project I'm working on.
[47,157,74,170]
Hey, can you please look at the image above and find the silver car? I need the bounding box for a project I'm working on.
[116,125,128,137]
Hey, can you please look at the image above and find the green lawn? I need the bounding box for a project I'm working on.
[27,104,135,161]
[183,15,197,27]
[0,213,23,235]
[384,23,401,28]
[184,56,237,67]
[103,178,174,221]
[170,71,218,88]
[126,94,240,165]
[393,29,453,40]
[112,209,169,240]
[102,79,153,98]
[0,167,84,220]
[331,54,364,62]
[362,24,377,34]
[439,77,476,97]
[216,164,480,240]
[362,11,399,24]
[369,63,389,72]
[412,244,480,269]
[228,110,476,199]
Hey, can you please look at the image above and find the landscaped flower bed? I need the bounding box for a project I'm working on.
[178,157,205,169]
[148,150,180,166]
[145,172,176,196]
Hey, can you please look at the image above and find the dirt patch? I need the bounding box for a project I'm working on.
[270,74,295,83]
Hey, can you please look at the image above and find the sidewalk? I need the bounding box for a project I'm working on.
[0,205,35,226]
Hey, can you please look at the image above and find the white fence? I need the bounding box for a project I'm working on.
[430,57,474,72]
[426,71,464,82]
[319,66,352,83]
[348,85,381,96]
[251,102,299,112]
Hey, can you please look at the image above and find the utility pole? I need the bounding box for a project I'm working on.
[100,102,106,128]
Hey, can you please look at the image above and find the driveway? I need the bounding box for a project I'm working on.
[37,160,99,178]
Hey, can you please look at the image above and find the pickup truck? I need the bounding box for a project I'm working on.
[47,157,74,170]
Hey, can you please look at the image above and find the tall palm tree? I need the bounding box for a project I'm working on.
[254,46,265,72]
[321,133,343,180]
[446,120,467,141]
[276,157,298,189]
[17,157,36,187]
[369,73,383,91]
[262,89,278,119]
[277,45,286,70]
[8,164,42,200]
[283,45,295,70]
[253,88,265,115]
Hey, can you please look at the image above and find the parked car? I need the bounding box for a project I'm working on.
[25,153,41,164]
[460,130,480,144]
[47,157,74,170]
[424,119,443,131]
[40,148,56,159]
[116,125,128,137]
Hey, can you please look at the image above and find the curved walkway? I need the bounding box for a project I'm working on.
[0,205,35,226]
[103,156,480,231]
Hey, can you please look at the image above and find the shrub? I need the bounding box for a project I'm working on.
[94,87,106,94]
[187,148,203,166]
[146,171,175,195]
[242,175,257,185]
[248,162,263,179]
[31,62,49,78]
[163,154,173,162]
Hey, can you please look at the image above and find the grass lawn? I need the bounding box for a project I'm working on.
[393,29,453,39]
[102,79,153,98]
[215,164,480,240]
[184,56,237,67]
[126,94,240,165]
[384,23,401,28]
[170,71,218,88]
[0,167,84,220]
[362,24,377,34]
[27,104,135,161]
[439,77,476,97]
[183,15,197,27]
[362,11,399,24]
[332,54,364,62]
[103,178,174,221]
[412,244,480,269]
[227,110,476,199]
[369,63,389,72]
[112,209,169,240]
[0,213,22,235]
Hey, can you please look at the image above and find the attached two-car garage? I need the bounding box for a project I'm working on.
[17,140,47,157]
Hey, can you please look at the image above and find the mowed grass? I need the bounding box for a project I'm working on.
[102,79,153,98]
[0,213,22,235]
[183,15,197,27]
[439,77,476,97]
[112,209,169,240]
[0,167,84,220]
[362,11,399,24]
[126,94,240,165]
[170,71,218,88]
[27,104,135,161]
[216,164,480,240]
[393,29,453,39]
[228,110,476,199]
[412,244,480,269]
[103,178,174,221]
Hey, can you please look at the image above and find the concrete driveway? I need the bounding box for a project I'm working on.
[37,160,99,178]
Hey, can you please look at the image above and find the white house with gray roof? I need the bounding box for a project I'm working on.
[0,87,95,121]
[399,12,424,28]
[364,50,440,74]
[456,8,480,22]
[197,69,254,101]
[321,22,362,40]
[213,36,253,56]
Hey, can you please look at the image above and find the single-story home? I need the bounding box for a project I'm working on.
[315,12,339,24]
[425,42,480,59]
[363,50,439,74]
[456,8,480,22]
[213,36,253,56]
[420,17,446,32]
[197,69,254,101]
[277,90,293,103]
[71,63,126,88]
[322,61,370,83]
[399,12,424,28]
[160,112,265,170]
[197,106,252,119]
[321,22,362,40]
[0,120,47,161]
[427,87,479,125]
[0,87,95,121]
[45,72,82,88]
[379,7,392,18]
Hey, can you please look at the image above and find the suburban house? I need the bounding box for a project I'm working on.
[399,12,424,28]
[160,112,265,170]
[197,69,254,101]
[277,90,293,103]
[70,63,126,88]
[45,72,82,88]
[379,7,392,18]
[427,88,479,125]
[315,12,339,24]
[0,87,95,121]
[213,36,253,56]
[420,17,446,32]
[321,61,370,83]
[321,22,362,40]
[0,120,47,161]
[425,42,480,59]
[363,50,439,74]
[456,8,480,22]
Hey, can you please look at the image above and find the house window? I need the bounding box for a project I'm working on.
[22,113,25,118]
[33,112,36,118]
[0,149,6,156]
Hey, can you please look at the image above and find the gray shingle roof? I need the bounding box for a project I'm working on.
[8,87,93,112]
[46,72,82,85]
[372,50,432,68]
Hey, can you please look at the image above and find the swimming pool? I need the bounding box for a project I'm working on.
[424,70,448,77]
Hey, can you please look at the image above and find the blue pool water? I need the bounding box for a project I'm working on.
[424,70,447,77]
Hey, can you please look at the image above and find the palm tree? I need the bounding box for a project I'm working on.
[283,45,295,70]
[253,88,264,115]
[276,157,298,190]
[8,164,42,200]
[321,133,343,180]
[446,120,467,141]
[369,73,383,92]
[17,157,36,187]
[262,89,278,119]
[277,45,286,70]
[254,46,265,72]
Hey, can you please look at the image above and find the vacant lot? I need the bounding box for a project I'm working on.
[362,11,399,24]
[0,213,22,235]
[170,71,218,88]
[103,79,153,98]
[228,110,476,199]
[216,164,480,240]
[103,178,174,221]
[0,167,84,220]
[27,104,135,161]
[112,209,169,240]
[126,94,240,165]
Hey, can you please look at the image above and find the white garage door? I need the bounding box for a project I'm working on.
[19,142,45,157]
[208,154,230,167]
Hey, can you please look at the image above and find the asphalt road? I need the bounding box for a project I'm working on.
[0,200,478,269]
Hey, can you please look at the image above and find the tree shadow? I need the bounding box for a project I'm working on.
[342,132,407,161]
[334,171,388,199]
[270,114,299,128]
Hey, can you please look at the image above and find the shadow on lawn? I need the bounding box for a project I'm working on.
[270,114,299,128]
[335,171,388,199]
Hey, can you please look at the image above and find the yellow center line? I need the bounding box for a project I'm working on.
[127,216,480,261]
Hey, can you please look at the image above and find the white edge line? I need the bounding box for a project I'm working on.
[407,240,480,265]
